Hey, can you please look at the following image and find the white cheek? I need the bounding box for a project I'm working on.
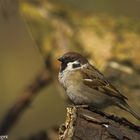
[67,61,80,70]
[66,61,88,71]
[66,62,73,70]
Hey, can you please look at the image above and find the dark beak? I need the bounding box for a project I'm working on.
[58,57,64,62]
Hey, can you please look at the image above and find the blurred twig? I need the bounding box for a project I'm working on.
[0,0,54,135]
[0,58,53,135]
[21,130,49,140]
[0,0,19,20]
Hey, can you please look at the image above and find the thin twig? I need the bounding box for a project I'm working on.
[0,67,52,135]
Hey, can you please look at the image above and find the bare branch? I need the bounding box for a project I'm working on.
[0,68,52,135]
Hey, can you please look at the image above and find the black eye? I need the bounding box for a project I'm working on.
[72,63,81,68]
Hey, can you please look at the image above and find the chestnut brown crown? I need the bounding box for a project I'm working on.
[58,52,88,65]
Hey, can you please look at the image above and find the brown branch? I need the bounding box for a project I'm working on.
[59,107,140,140]
[23,130,49,140]
[0,67,53,135]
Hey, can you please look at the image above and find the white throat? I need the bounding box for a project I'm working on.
[67,61,80,70]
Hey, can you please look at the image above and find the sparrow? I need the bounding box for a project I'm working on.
[58,52,140,121]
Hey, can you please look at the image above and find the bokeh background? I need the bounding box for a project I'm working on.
[0,0,140,139]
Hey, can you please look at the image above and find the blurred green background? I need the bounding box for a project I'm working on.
[0,0,140,139]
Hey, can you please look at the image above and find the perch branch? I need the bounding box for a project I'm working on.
[59,107,140,140]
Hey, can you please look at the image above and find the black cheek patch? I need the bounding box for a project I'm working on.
[72,63,81,68]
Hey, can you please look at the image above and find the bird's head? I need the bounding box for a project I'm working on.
[58,52,88,72]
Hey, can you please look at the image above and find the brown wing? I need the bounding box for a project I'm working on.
[81,64,127,100]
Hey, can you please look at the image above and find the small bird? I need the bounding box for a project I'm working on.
[58,52,140,121]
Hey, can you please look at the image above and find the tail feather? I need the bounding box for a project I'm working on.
[117,102,140,121]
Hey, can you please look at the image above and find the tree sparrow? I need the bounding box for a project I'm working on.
[58,52,140,121]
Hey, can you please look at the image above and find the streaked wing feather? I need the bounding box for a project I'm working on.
[81,65,127,100]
